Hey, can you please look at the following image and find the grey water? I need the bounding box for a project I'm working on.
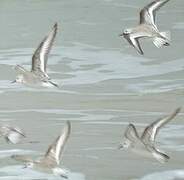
[0,0,183,179]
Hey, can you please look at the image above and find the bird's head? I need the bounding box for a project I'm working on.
[118,138,132,150]
[119,28,132,37]
[23,162,34,169]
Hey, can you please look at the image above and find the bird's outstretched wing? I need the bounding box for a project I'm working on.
[124,33,144,55]
[0,125,26,144]
[124,123,139,142]
[43,121,71,165]
[31,23,58,78]
[140,0,170,26]
[147,145,170,163]
[14,65,27,74]
[141,107,181,144]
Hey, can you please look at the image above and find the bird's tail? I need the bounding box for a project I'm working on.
[153,31,171,48]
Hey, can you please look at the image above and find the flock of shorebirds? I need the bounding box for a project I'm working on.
[0,0,182,178]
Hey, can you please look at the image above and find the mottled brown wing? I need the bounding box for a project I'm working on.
[124,34,144,55]
[141,107,181,144]
[124,123,139,141]
[31,23,58,76]
[43,121,71,165]
[140,0,170,25]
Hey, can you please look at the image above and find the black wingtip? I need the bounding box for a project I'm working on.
[11,80,16,84]
[164,42,170,46]
[66,120,71,125]
[66,121,71,131]
[165,154,170,160]
[138,50,144,55]
[53,22,58,29]
[128,123,135,127]
[175,107,182,114]
[118,144,123,150]
[60,174,68,179]
[161,153,170,163]
[49,81,59,88]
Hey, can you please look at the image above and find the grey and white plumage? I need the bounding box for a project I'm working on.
[118,108,181,163]
[120,0,171,55]
[12,121,71,178]
[12,23,58,88]
[0,125,26,144]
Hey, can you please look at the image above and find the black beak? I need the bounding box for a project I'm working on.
[119,33,124,37]
[11,80,16,83]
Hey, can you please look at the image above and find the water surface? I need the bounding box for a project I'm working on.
[0,0,183,180]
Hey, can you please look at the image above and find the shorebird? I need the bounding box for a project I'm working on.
[12,23,58,87]
[120,0,171,55]
[12,121,71,178]
[118,108,181,163]
[0,125,26,144]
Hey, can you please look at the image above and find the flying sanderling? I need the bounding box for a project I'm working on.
[12,121,71,178]
[118,107,181,163]
[12,23,59,88]
[0,125,26,144]
[120,0,171,55]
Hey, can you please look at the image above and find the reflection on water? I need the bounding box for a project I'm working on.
[173,22,184,30]
[0,165,85,180]
[0,44,184,94]
[0,149,85,179]
[140,170,184,180]
[0,0,183,179]
[0,149,34,159]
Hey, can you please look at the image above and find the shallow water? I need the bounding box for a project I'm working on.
[0,0,183,180]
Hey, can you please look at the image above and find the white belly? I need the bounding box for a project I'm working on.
[131,142,153,159]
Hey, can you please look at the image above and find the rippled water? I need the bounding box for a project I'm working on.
[0,0,183,180]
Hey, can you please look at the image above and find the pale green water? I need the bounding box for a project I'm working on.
[0,0,183,180]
